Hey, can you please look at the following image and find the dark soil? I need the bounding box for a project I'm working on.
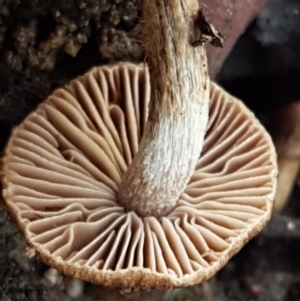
[1,0,300,300]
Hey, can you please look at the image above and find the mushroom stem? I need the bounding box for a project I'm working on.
[273,157,300,212]
[118,0,210,217]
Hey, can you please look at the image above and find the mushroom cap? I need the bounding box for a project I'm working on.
[2,63,277,289]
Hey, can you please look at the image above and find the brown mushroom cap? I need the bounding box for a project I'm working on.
[2,63,277,289]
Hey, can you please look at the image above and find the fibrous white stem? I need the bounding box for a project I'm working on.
[118,0,210,217]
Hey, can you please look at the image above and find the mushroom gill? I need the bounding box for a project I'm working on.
[2,63,276,289]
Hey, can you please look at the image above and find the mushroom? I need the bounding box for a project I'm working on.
[269,101,300,212]
[2,0,276,290]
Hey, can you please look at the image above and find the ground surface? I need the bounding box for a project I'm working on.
[1,0,300,300]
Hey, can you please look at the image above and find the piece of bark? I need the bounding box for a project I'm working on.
[204,0,268,78]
